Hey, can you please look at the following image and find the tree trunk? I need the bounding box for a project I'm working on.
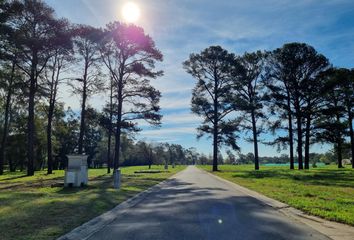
[347,105,354,169]
[107,81,113,174]
[113,75,123,170]
[212,123,218,171]
[336,113,343,168]
[337,141,343,168]
[113,111,122,170]
[287,96,294,170]
[27,81,35,175]
[304,115,311,169]
[47,106,54,174]
[212,67,218,172]
[288,114,294,170]
[47,56,61,174]
[0,61,15,175]
[8,156,14,172]
[78,85,87,154]
[27,55,37,176]
[107,127,112,173]
[78,61,88,155]
[251,109,259,170]
[296,114,303,170]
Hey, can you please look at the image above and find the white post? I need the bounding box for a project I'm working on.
[113,169,121,189]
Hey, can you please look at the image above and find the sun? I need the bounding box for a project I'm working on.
[122,2,140,23]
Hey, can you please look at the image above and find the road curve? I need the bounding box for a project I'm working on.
[88,166,329,240]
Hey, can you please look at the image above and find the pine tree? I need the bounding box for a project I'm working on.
[184,46,241,171]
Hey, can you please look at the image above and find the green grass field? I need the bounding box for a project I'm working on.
[0,165,185,240]
[199,164,354,226]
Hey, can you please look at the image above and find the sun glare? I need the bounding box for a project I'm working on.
[122,2,140,23]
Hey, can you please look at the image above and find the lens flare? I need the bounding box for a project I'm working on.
[122,2,140,23]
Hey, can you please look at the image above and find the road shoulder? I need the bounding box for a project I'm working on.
[56,169,186,240]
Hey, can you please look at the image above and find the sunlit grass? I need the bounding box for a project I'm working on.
[198,164,354,226]
[0,165,185,240]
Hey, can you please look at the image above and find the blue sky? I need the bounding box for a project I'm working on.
[45,0,354,156]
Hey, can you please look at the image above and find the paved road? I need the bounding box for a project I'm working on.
[89,166,329,240]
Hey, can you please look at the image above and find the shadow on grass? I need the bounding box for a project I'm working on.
[0,174,28,181]
[1,175,160,240]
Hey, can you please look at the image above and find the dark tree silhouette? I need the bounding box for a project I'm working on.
[99,22,163,175]
[315,74,347,168]
[184,46,241,171]
[319,68,354,168]
[99,76,116,174]
[266,43,330,170]
[340,69,354,169]
[71,25,103,155]
[265,57,296,169]
[5,0,70,175]
[0,59,20,175]
[43,30,73,174]
[232,51,266,170]
[105,75,115,174]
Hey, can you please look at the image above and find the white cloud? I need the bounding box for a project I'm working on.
[141,126,196,137]
[162,112,201,125]
[159,94,191,110]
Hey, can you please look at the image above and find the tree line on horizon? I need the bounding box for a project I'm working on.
[184,44,354,171]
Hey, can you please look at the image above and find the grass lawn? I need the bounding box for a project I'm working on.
[199,164,354,226]
[0,165,185,240]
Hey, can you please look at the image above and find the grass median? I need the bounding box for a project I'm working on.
[198,164,354,226]
[0,165,185,240]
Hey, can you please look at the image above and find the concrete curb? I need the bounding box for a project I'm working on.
[57,169,186,240]
[200,167,354,240]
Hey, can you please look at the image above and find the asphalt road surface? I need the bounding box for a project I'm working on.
[88,166,330,240]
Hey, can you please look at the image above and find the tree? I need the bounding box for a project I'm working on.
[99,22,163,181]
[315,69,350,168]
[0,58,23,174]
[43,26,72,174]
[5,0,70,175]
[232,51,266,170]
[332,68,354,168]
[139,141,154,169]
[265,43,330,170]
[70,25,103,155]
[99,75,115,173]
[54,107,79,169]
[185,147,199,165]
[265,54,296,169]
[0,0,21,174]
[184,46,241,171]
[298,52,330,169]
[83,107,102,167]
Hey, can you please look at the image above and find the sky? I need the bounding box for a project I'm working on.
[44,0,354,157]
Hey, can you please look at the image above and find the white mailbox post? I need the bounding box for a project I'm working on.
[64,155,88,187]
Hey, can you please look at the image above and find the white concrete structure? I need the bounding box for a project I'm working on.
[113,169,121,189]
[64,155,88,187]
